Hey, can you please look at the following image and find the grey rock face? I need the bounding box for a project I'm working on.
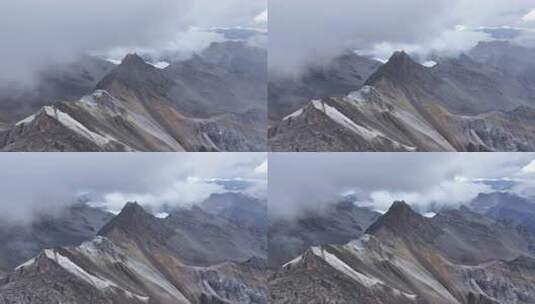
[201,193,268,253]
[468,192,535,253]
[469,192,535,231]
[0,88,265,152]
[269,85,456,152]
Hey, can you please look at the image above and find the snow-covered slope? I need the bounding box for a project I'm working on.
[1,88,264,152]
[270,82,535,152]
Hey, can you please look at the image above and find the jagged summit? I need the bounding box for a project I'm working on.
[389,51,413,64]
[380,200,418,220]
[121,53,147,66]
[365,201,438,238]
[97,202,163,237]
[120,201,147,217]
[364,51,426,86]
[389,200,412,212]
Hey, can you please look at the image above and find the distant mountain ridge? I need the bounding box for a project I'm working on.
[269,200,380,268]
[269,51,382,121]
[0,202,113,273]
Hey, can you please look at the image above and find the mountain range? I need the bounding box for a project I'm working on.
[0,192,268,304]
[269,193,535,304]
[3,187,535,303]
[269,41,535,151]
[0,41,267,152]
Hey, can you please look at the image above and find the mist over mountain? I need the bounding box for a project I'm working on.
[0,40,267,152]
[270,199,535,304]
[0,195,268,304]
[268,153,535,221]
[269,0,535,152]
[0,1,267,152]
[0,153,269,303]
[267,153,535,303]
[270,41,535,151]
[0,0,266,84]
[269,0,535,75]
[0,153,266,224]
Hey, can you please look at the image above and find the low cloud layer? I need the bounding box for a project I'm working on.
[269,0,535,74]
[0,0,266,84]
[0,153,266,224]
[269,153,535,219]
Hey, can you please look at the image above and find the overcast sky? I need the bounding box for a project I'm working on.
[269,0,535,74]
[0,0,266,84]
[269,153,535,219]
[0,153,266,224]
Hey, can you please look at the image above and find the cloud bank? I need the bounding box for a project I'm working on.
[0,0,266,83]
[269,0,535,74]
[269,153,535,219]
[0,153,266,224]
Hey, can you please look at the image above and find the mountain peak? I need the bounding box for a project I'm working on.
[382,51,422,70]
[121,53,147,67]
[97,202,159,237]
[96,52,173,94]
[364,51,425,86]
[388,200,413,215]
[365,201,437,238]
[120,201,146,216]
[389,51,412,63]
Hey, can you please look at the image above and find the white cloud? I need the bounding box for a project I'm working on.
[269,0,535,74]
[100,27,226,63]
[99,177,227,214]
[269,153,535,219]
[362,178,491,213]
[521,159,535,174]
[0,0,266,84]
[255,160,268,174]
[254,9,268,25]
[0,153,266,224]
[523,8,535,23]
